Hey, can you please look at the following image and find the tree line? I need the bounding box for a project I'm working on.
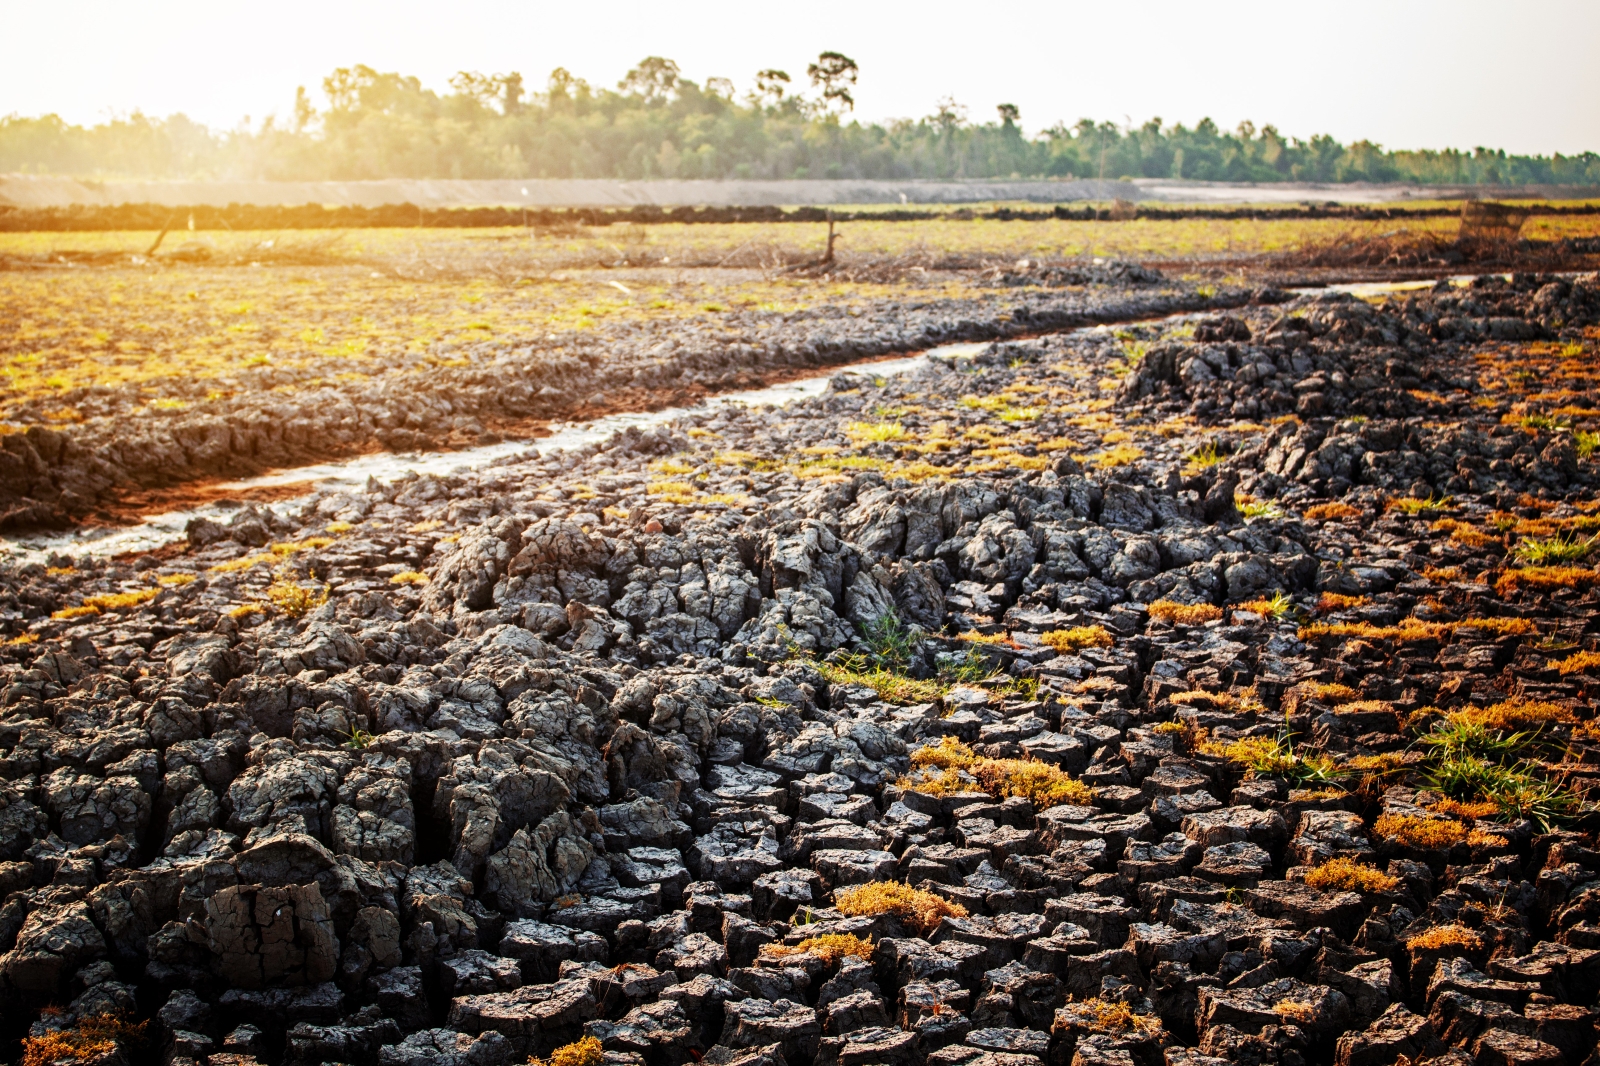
[2,55,1596,186]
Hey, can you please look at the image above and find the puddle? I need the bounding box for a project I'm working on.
[0,343,985,566]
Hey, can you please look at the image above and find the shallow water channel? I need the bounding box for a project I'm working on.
[0,342,994,566]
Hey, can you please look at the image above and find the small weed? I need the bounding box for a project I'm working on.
[1388,494,1454,515]
[1239,499,1287,521]
[1182,441,1225,476]
[1202,733,1345,785]
[341,728,375,750]
[266,574,328,618]
[1234,591,1293,619]
[860,610,920,670]
[1514,533,1597,566]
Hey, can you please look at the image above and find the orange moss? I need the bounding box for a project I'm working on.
[1148,600,1224,625]
[1040,626,1114,651]
[530,1036,605,1066]
[763,933,874,962]
[1554,650,1600,675]
[1305,502,1362,521]
[1316,592,1370,612]
[1303,857,1401,894]
[1406,924,1483,951]
[1373,814,1468,849]
[1495,566,1600,596]
[21,1015,147,1066]
[834,881,967,935]
[1451,698,1576,732]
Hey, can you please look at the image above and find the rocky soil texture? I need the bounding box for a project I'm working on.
[0,271,1597,1066]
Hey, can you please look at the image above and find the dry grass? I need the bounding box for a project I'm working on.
[1450,698,1576,732]
[1455,616,1538,636]
[1303,857,1401,894]
[1171,689,1239,710]
[1056,997,1162,1034]
[1272,1001,1321,1025]
[1148,599,1224,625]
[51,585,162,620]
[1373,814,1468,849]
[905,737,1095,808]
[1555,650,1600,675]
[389,570,430,585]
[1305,502,1362,521]
[1040,625,1114,651]
[1405,924,1484,952]
[266,576,328,618]
[834,881,967,935]
[530,1036,605,1066]
[813,659,947,706]
[21,1015,146,1066]
[763,933,874,962]
[1298,618,1454,642]
[1495,566,1600,596]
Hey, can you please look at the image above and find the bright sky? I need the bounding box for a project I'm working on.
[5,0,1598,156]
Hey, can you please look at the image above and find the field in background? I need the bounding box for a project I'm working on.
[4,207,1598,424]
[6,208,1600,267]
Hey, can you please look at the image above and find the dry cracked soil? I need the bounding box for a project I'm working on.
[0,268,1598,1066]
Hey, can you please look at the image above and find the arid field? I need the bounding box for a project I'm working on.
[0,202,1598,1066]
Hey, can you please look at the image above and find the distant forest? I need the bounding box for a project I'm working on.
[3,56,1597,186]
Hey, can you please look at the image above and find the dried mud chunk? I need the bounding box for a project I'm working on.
[720,997,821,1062]
[203,882,339,989]
[483,812,596,916]
[447,975,600,1055]
[43,768,151,845]
[226,753,339,841]
[331,767,415,866]
[1474,1029,1563,1066]
[0,899,106,992]
[377,1029,513,1066]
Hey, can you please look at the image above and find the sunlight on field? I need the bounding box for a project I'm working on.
[0,255,965,417]
[3,208,1596,421]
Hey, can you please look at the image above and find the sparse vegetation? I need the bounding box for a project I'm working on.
[1305,502,1362,521]
[529,1036,605,1066]
[1040,625,1114,651]
[834,881,967,935]
[1148,600,1224,625]
[763,933,874,962]
[1405,924,1483,951]
[1303,857,1401,894]
[1373,814,1468,849]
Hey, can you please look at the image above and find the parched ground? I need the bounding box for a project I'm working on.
[0,271,1596,1066]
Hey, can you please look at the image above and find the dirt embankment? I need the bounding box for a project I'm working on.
[0,268,1268,530]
